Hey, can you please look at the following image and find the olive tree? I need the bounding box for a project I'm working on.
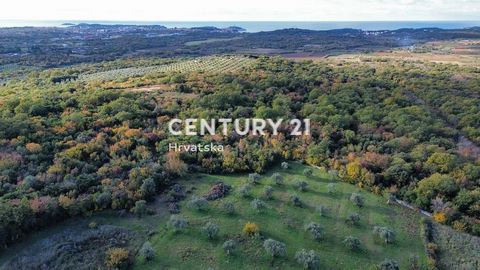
[304,222,324,241]
[223,239,238,255]
[342,236,361,251]
[263,239,287,259]
[350,193,364,208]
[295,249,320,270]
[248,173,261,184]
[271,173,284,185]
[373,226,396,244]
[202,221,219,239]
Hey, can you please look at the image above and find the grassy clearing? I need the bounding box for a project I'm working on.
[79,56,254,82]
[130,162,427,269]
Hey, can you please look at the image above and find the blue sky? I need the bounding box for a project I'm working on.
[1,0,479,21]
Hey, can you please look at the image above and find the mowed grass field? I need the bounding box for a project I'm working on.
[127,162,427,270]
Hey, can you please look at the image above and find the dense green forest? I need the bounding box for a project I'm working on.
[0,53,479,255]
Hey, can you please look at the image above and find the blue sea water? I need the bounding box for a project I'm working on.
[0,20,479,32]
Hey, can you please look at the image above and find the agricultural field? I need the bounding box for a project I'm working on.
[79,56,254,82]
[0,163,428,270]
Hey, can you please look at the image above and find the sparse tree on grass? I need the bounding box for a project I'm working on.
[346,213,360,226]
[290,194,303,207]
[295,249,320,270]
[377,259,399,270]
[316,205,328,217]
[373,226,396,244]
[281,162,289,169]
[303,168,313,178]
[327,183,336,194]
[202,221,219,239]
[238,184,252,198]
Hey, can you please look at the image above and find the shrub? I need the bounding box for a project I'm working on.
[168,215,188,232]
[221,200,235,215]
[105,247,130,269]
[187,196,209,211]
[290,194,303,207]
[342,236,361,251]
[271,173,284,185]
[202,221,219,239]
[96,192,112,209]
[295,249,320,270]
[263,239,287,258]
[237,184,252,198]
[350,193,364,208]
[133,200,148,217]
[223,239,238,255]
[373,226,396,244]
[281,162,289,169]
[248,173,261,184]
[297,180,308,192]
[303,168,313,177]
[304,222,324,241]
[139,241,155,261]
[316,205,328,217]
[243,222,259,236]
[264,185,274,199]
[327,183,336,194]
[377,258,399,270]
[251,198,267,212]
[433,212,446,223]
[346,213,360,225]
[89,221,98,229]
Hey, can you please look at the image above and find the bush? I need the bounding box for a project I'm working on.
[223,239,238,255]
[377,258,399,270]
[271,173,284,185]
[221,200,235,215]
[295,249,320,270]
[296,180,308,192]
[373,226,396,244]
[327,183,336,194]
[281,162,289,169]
[187,196,209,211]
[139,241,155,261]
[304,222,324,241]
[89,221,98,229]
[264,185,274,199]
[303,168,313,177]
[202,221,219,239]
[237,184,252,198]
[263,239,287,258]
[133,200,148,217]
[243,222,259,236]
[290,194,303,207]
[105,247,130,269]
[342,236,361,251]
[350,193,364,207]
[316,205,328,217]
[251,198,267,212]
[346,213,360,225]
[168,215,188,232]
[248,173,261,184]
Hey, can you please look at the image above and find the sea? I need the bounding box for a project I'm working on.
[0,20,479,32]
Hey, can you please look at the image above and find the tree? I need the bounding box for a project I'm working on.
[350,193,364,208]
[377,259,399,270]
[168,215,188,232]
[237,184,252,198]
[290,194,303,207]
[263,239,287,258]
[295,249,320,270]
[140,178,156,201]
[164,152,187,176]
[138,242,155,261]
[223,239,238,255]
[105,248,130,269]
[305,222,324,241]
[281,162,289,169]
[415,174,459,208]
[243,222,259,236]
[342,236,361,251]
[251,198,267,212]
[303,168,313,177]
[297,180,308,192]
[264,186,274,199]
[346,213,360,226]
[327,183,336,194]
[373,226,395,244]
[202,221,219,239]
[426,152,457,173]
[248,173,261,184]
[133,200,148,218]
[316,205,328,217]
[96,192,112,210]
[271,173,284,185]
[221,200,235,215]
[187,196,209,211]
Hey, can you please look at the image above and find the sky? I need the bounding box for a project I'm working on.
[0,0,479,21]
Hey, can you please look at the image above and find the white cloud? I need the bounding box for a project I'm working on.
[0,0,479,21]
